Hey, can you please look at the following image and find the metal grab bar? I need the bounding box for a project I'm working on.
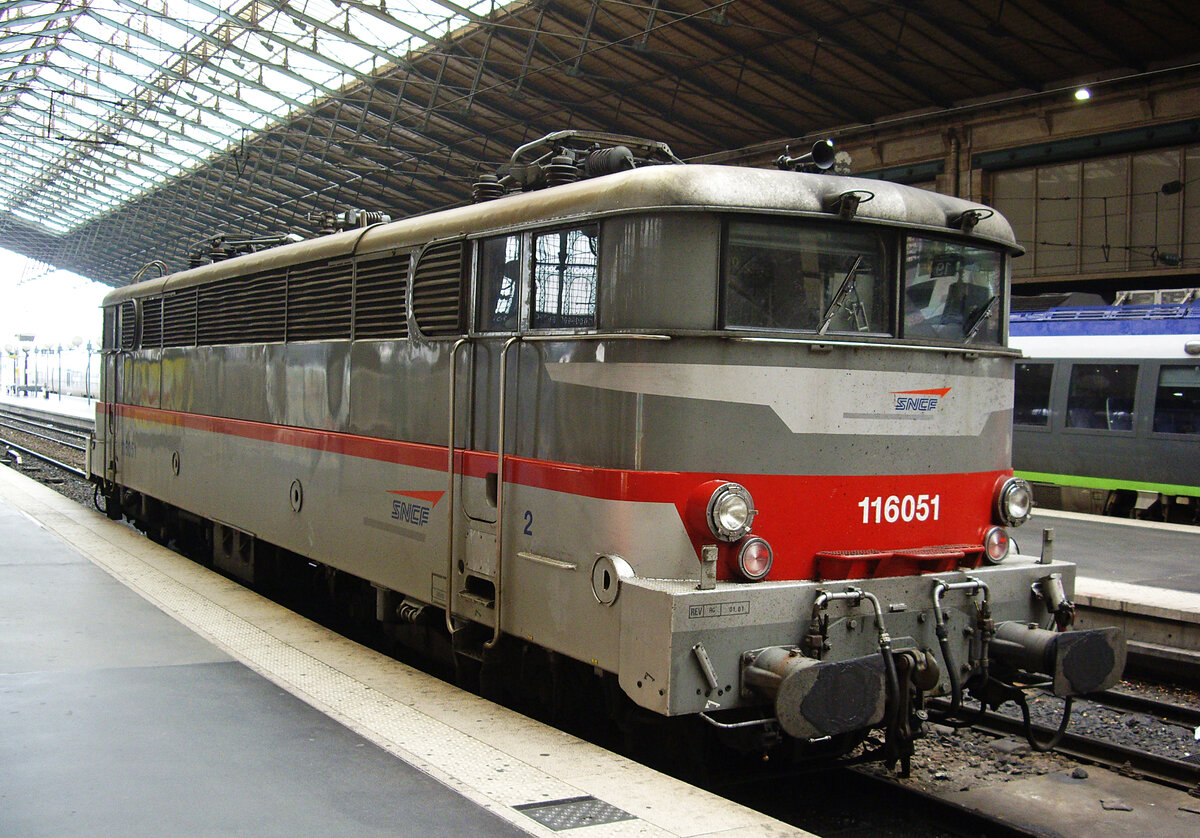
[485,336,522,650]
[444,338,469,635]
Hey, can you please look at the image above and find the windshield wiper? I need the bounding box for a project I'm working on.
[963,295,999,343]
[818,255,863,336]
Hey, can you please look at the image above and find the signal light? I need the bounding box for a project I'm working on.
[737,537,773,581]
[984,526,1010,563]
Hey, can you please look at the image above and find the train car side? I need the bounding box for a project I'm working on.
[1011,303,1200,521]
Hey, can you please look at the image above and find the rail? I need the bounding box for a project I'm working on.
[929,698,1200,793]
[1,436,87,478]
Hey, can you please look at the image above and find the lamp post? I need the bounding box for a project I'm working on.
[57,345,62,401]
[85,340,93,401]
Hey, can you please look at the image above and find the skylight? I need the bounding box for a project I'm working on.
[0,0,502,234]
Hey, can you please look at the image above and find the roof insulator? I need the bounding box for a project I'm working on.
[544,154,580,187]
[472,173,506,203]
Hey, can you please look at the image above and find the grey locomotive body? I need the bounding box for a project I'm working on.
[90,144,1123,769]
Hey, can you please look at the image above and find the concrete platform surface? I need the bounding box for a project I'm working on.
[1027,509,1200,594]
[0,390,97,422]
[0,465,807,838]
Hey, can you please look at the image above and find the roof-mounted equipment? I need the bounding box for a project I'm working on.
[188,232,306,267]
[823,189,875,221]
[951,208,994,233]
[308,209,392,236]
[473,130,684,201]
[776,139,836,172]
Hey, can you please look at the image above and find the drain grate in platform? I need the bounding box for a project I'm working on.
[513,795,635,831]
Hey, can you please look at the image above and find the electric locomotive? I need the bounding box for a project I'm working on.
[89,132,1124,770]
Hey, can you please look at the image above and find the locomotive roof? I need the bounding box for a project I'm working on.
[104,165,1020,304]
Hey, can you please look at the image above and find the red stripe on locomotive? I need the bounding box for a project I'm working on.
[108,402,1003,581]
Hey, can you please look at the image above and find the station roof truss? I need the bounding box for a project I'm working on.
[1,0,1198,287]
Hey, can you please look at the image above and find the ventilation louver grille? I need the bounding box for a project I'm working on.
[161,290,197,347]
[354,253,410,339]
[119,301,137,350]
[198,271,285,345]
[287,260,352,341]
[140,298,163,349]
[128,250,420,348]
[412,241,465,336]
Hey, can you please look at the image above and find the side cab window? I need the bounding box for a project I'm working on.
[531,225,599,330]
[476,234,521,332]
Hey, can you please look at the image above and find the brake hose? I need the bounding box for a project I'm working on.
[1015,690,1074,752]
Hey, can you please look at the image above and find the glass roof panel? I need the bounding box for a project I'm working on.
[0,0,502,235]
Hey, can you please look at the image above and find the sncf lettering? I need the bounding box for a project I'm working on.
[391,499,431,527]
[894,396,939,412]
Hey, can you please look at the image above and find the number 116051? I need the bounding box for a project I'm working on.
[858,494,940,524]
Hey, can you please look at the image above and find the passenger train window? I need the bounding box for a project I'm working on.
[1066,364,1138,430]
[1014,363,1053,426]
[722,220,889,334]
[476,235,521,332]
[903,239,1003,344]
[1153,364,1200,435]
[531,226,598,329]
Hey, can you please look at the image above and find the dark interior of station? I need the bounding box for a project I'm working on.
[1,1,1198,299]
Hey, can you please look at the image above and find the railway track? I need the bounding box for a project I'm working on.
[931,692,1200,794]
[1093,687,1200,728]
[0,403,90,479]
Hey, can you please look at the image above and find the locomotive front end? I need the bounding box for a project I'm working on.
[566,167,1127,769]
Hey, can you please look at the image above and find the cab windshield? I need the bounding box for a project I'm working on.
[723,219,890,335]
[903,238,1003,345]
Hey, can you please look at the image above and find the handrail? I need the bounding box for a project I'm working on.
[485,336,522,650]
[444,338,469,635]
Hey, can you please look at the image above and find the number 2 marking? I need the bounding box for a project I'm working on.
[523,510,533,536]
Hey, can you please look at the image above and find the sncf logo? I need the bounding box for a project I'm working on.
[891,387,952,412]
[387,490,444,529]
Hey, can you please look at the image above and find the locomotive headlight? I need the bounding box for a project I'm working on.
[995,477,1033,527]
[737,537,773,581]
[983,526,1010,563]
[707,483,756,541]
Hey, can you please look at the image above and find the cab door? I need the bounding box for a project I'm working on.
[100,301,135,485]
[445,234,523,627]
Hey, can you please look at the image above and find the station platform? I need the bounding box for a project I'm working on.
[1018,509,1200,669]
[0,466,805,837]
[0,389,98,422]
[1025,509,1200,595]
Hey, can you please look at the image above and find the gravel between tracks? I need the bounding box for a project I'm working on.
[860,681,1200,796]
